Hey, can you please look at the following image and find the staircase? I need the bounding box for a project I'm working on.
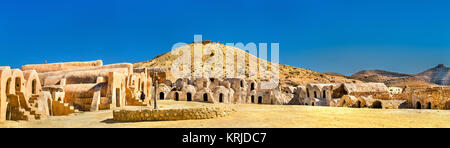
[51,100,79,116]
[6,94,36,121]
[126,92,149,106]
[17,93,46,120]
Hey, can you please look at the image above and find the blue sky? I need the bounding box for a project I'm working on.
[1,0,449,75]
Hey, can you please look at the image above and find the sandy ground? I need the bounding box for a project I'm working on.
[1,100,449,128]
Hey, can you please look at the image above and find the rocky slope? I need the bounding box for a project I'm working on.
[350,65,450,88]
[134,41,359,86]
[415,64,450,85]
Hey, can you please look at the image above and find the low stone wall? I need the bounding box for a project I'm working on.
[113,107,233,121]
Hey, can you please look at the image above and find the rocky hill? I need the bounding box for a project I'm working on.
[134,41,359,86]
[415,64,450,85]
[350,65,449,88]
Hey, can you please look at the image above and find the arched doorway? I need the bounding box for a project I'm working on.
[219,93,224,103]
[240,80,244,87]
[32,79,37,94]
[372,101,382,109]
[258,96,262,104]
[175,92,179,101]
[311,102,315,106]
[187,93,192,101]
[159,92,164,100]
[250,83,255,90]
[251,95,255,103]
[356,100,361,108]
[416,102,422,109]
[426,102,432,109]
[314,91,317,98]
[203,93,208,102]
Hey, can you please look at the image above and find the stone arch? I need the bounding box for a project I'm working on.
[416,102,422,109]
[426,102,432,109]
[258,96,263,104]
[0,68,12,121]
[180,84,196,101]
[372,101,382,109]
[194,88,214,103]
[23,70,42,100]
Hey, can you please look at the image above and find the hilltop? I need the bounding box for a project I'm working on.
[134,41,359,86]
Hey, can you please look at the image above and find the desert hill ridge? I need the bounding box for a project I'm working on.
[350,64,450,88]
[134,41,360,86]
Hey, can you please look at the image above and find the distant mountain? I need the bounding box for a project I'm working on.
[415,64,450,85]
[350,65,449,88]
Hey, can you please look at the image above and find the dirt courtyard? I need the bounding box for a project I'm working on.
[1,100,449,128]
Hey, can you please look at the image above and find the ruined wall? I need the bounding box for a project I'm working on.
[412,87,450,109]
[22,60,103,73]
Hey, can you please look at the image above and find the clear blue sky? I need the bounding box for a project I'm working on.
[1,0,449,75]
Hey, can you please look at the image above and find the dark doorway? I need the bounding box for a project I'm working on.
[306,88,310,97]
[175,92,179,101]
[251,95,255,103]
[416,102,422,109]
[32,80,37,94]
[314,91,317,98]
[356,100,361,108]
[258,96,262,104]
[372,101,382,109]
[251,83,255,90]
[323,90,326,98]
[187,93,192,101]
[311,102,315,106]
[219,93,224,103]
[240,80,244,87]
[159,92,164,100]
[426,102,432,109]
[203,93,208,102]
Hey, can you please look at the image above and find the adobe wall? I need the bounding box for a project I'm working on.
[22,60,103,73]
[113,106,233,121]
